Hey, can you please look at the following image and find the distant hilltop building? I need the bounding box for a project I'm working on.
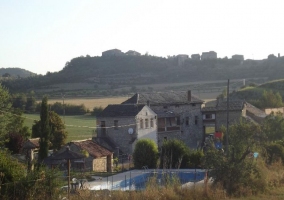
[232,54,244,61]
[191,54,200,60]
[102,49,141,57]
[177,54,189,66]
[125,50,141,56]
[102,49,124,57]
[201,51,217,60]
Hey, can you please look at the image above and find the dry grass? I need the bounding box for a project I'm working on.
[45,96,129,110]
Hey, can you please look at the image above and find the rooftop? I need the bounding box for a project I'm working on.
[122,91,203,105]
[99,104,146,117]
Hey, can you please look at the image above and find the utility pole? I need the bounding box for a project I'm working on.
[226,79,230,154]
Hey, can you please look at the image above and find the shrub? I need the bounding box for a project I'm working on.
[133,139,159,169]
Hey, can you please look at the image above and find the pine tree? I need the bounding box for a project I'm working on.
[38,96,50,162]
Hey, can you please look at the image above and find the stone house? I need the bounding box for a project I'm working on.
[122,91,204,149]
[201,51,217,60]
[202,99,267,135]
[22,138,40,171]
[232,54,244,61]
[68,140,113,172]
[46,140,113,172]
[191,54,201,60]
[95,104,157,156]
[102,49,124,57]
[176,54,189,66]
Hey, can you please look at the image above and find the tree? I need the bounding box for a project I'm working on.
[204,121,264,195]
[133,139,158,169]
[160,139,190,169]
[32,111,67,151]
[258,90,283,108]
[38,97,51,161]
[0,84,13,147]
[262,113,284,142]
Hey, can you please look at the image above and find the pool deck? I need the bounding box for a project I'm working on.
[86,169,207,190]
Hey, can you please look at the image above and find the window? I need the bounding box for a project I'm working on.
[163,106,168,109]
[145,119,149,128]
[150,118,154,128]
[192,103,196,107]
[164,137,167,141]
[177,117,180,125]
[140,119,144,129]
[203,113,215,120]
[195,116,198,125]
[185,117,189,126]
[114,120,118,130]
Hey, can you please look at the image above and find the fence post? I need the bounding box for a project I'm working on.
[129,171,131,191]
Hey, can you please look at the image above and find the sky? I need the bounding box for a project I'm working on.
[1,0,284,75]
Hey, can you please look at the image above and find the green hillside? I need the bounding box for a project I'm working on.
[230,79,284,104]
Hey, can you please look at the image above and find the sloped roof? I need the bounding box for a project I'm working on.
[122,91,203,105]
[99,104,146,117]
[246,103,267,118]
[71,140,113,158]
[202,100,245,112]
[22,138,40,149]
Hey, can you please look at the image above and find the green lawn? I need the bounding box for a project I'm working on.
[23,114,96,142]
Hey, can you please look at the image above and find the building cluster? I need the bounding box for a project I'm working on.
[23,90,267,172]
[174,51,244,66]
[102,49,141,57]
[95,91,266,157]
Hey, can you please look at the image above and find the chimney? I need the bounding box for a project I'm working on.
[187,90,191,102]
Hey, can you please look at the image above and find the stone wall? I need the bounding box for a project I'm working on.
[215,110,245,131]
[97,106,157,155]
[93,156,107,172]
[151,103,203,149]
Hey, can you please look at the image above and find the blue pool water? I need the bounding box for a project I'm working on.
[111,171,205,190]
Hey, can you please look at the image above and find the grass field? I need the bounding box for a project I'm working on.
[24,114,96,142]
[46,96,128,110]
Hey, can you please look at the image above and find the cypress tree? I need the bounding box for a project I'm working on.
[38,96,50,162]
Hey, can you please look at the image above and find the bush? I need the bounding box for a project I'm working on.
[160,139,190,169]
[133,139,159,169]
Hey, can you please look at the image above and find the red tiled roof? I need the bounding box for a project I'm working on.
[71,140,112,158]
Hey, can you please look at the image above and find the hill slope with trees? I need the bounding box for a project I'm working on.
[1,55,284,96]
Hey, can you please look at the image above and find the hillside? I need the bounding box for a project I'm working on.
[0,67,36,78]
[230,79,284,103]
[1,55,284,97]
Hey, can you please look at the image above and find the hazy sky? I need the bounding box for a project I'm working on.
[1,0,283,75]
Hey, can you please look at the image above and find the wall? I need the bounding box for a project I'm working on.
[151,103,203,149]
[215,110,245,131]
[264,107,284,115]
[97,106,157,155]
[93,156,108,172]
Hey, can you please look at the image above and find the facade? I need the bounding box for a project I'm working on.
[96,104,157,156]
[46,140,113,172]
[125,50,141,56]
[177,54,189,66]
[191,54,201,60]
[201,51,217,60]
[232,54,244,61]
[68,140,113,172]
[202,99,267,135]
[102,49,124,57]
[122,91,204,149]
